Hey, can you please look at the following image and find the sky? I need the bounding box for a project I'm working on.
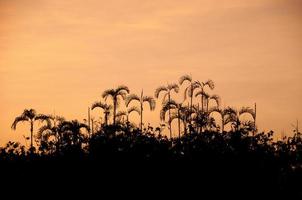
[0,0,301,146]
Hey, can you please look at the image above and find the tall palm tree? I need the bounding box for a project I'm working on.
[208,107,228,133]
[102,85,130,125]
[60,120,90,146]
[154,83,179,138]
[37,115,65,142]
[192,80,215,112]
[179,75,194,116]
[195,92,220,112]
[125,90,156,131]
[116,106,141,124]
[11,109,51,150]
[223,107,256,132]
[160,99,191,138]
[91,101,112,126]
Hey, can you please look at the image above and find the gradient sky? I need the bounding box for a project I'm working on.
[0,0,302,145]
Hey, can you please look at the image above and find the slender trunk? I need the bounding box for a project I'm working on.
[201,90,204,133]
[113,98,117,125]
[178,109,181,139]
[221,117,224,133]
[168,92,172,139]
[254,103,257,136]
[140,102,143,131]
[201,94,204,112]
[30,120,34,151]
[88,107,91,135]
[190,83,193,116]
[140,90,143,131]
[206,99,209,112]
[91,120,94,135]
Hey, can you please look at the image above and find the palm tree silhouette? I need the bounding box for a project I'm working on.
[179,74,194,116]
[11,109,51,150]
[154,83,179,138]
[102,85,130,125]
[160,99,191,138]
[116,106,140,124]
[125,90,156,131]
[192,80,215,112]
[37,115,65,144]
[208,107,228,133]
[195,92,220,112]
[223,107,256,132]
[60,120,90,146]
[91,101,112,126]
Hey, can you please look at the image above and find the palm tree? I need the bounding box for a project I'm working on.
[116,106,141,124]
[91,101,112,126]
[195,92,220,112]
[102,85,130,125]
[11,109,51,150]
[59,120,90,147]
[179,75,194,116]
[160,99,191,138]
[192,80,215,112]
[208,107,228,133]
[223,107,256,132]
[154,83,179,138]
[37,115,65,142]
[125,90,156,131]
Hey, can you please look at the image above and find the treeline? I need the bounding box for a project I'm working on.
[2,74,301,198]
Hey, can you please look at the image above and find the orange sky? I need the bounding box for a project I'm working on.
[0,0,302,146]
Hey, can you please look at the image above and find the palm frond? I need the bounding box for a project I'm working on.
[128,106,141,115]
[194,90,208,98]
[241,120,256,131]
[204,79,215,90]
[23,109,37,120]
[116,85,130,94]
[239,107,256,120]
[116,111,127,118]
[143,96,156,111]
[102,89,115,100]
[162,92,169,104]
[208,106,222,115]
[11,116,28,130]
[167,83,179,93]
[187,84,199,97]
[91,101,111,111]
[209,95,221,107]
[35,114,51,124]
[125,94,140,107]
[160,99,179,121]
[179,74,192,85]
[183,86,190,101]
[168,112,183,124]
[154,86,167,98]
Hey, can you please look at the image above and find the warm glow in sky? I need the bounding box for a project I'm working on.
[0,0,302,145]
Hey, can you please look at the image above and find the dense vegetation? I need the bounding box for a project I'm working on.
[2,75,301,197]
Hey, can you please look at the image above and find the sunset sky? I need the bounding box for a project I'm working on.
[0,0,301,145]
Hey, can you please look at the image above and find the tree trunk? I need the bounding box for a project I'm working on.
[140,103,143,131]
[113,98,117,125]
[178,109,181,139]
[30,120,34,151]
[104,113,108,126]
[168,93,172,139]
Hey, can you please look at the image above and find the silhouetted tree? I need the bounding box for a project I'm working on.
[102,85,130,125]
[126,90,156,131]
[155,83,179,138]
[91,101,112,126]
[11,109,51,151]
[224,107,256,132]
